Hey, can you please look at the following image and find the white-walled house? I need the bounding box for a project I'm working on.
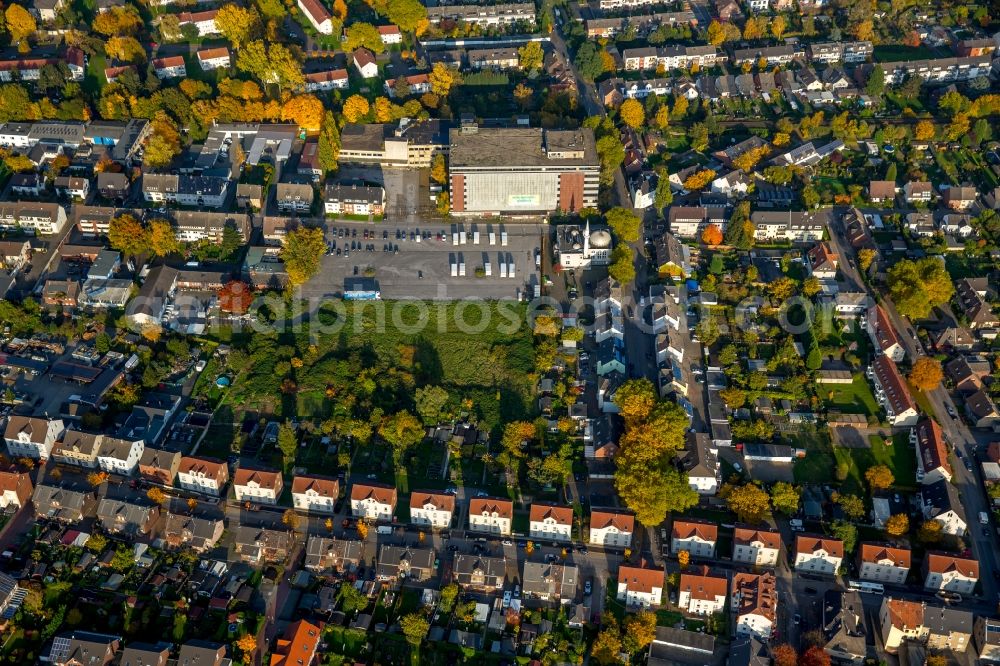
[671,519,718,559]
[616,565,664,608]
[859,543,911,585]
[291,475,340,514]
[924,552,979,595]
[468,497,513,535]
[233,467,283,505]
[409,491,455,529]
[589,509,634,548]
[913,419,952,485]
[95,437,144,475]
[4,416,64,460]
[529,502,573,542]
[350,483,397,521]
[732,526,781,567]
[177,456,229,496]
[922,479,968,537]
[677,566,728,615]
[794,535,844,575]
[297,0,333,33]
[732,571,776,640]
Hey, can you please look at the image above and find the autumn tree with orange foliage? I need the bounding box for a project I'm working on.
[218,281,254,314]
[682,169,716,191]
[281,94,324,132]
[701,224,723,246]
[772,644,798,666]
[234,635,257,660]
[909,357,943,391]
[800,646,831,666]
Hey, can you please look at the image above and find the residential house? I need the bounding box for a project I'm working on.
[96,498,159,536]
[119,642,171,666]
[378,25,401,44]
[376,545,436,582]
[162,512,225,552]
[904,181,932,203]
[42,280,80,309]
[732,571,776,640]
[51,430,101,468]
[232,467,283,505]
[588,509,634,548]
[912,419,952,485]
[0,470,32,510]
[653,231,690,277]
[95,173,127,200]
[677,566,728,615]
[324,182,385,216]
[667,205,707,238]
[867,355,919,427]
[304,536,363,575]
[30,0,65,21]
[924,604,974,652]
[47,631,120,666]
[384,73,431,97]
[880,597,973,653]
[956,278,998,329]
[681,432,719,495]
[794,535,844,575]
[270,620,320,666]
[177,9,220,36]
[0,240,30,271]
[452,554,506,591]
[353,48,378,78]
[944,186,977,211]
[197,47,230,71]
[297,0,333,33]
[924,552,979,595]
[291,475,339,514]
[0,201,68,235]
[468,497,513,535]
[732,526,781,567]
[945,355,990,393]
[152,56,186,79]
[647,627,715,666]
[305,68,349,92]
[616,565,664,608]
[409,491,455,529]
[176,641,230,666]
[823,590,867,666]
[350,483,397,521]
[529,502,573,542]
[966,388,1000,429]
[177,456,229,496]
[866,305,905,361]
[868,180,896,202]
[137,448,180,486]
[4,416,64,460]
[975,617,1000,663]
[671,518,718,559]
[858,543,911,585]
[921,478,968,536]
[522,561,578,603]
[807,242,839,279]
[95,436,143,476]
[275,182,314,214]
[233,525,293,563]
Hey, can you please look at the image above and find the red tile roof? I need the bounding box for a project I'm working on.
[469,498,513,519]
[884,598,924,629]
[233,466,282,490]
[731,571,776,621]
[197,47,229,61]
[178,456,229,484]
[353,47,376,67]
[298,0,332,24]
[152,56,185,69]
[530,502,573,526]
[796,534,844,558]
[860,542,911,568]
[305,69,348,83]
[350,483,397,506]
[672,518,719,542]
[271,619,321,666]
[679,566,727,601]
[409,491,456,513]
[590,510,634,532]
[377,24,400,35]
[871,355,917,416]
[915,419,951,477]
[926,552,979,578]
[807,242,838,271]
[291,475,339,498]
[869,305,902,354]
[618,565,663,593]
[733,525,781,550]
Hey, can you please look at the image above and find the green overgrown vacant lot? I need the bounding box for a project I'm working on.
[834,433,917,497]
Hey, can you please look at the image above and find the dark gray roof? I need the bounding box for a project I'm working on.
[32,483,93,520]
[922,478,966,522]
[923,604,973,636]
[177,640,228,666]
[822,590,867,660]
[119,642,171,666]
[96,498,156,532]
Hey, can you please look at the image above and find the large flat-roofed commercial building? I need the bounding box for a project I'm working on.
[338,119,449,168]
[449,125,600,215]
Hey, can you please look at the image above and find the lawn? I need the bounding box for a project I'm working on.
[873,45,937,61]
[822,375,880,416]
[791,428,836,485]
[833,433,917,497]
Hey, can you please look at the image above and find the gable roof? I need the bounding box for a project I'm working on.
[672,518,718,542]
[926,552,979,578]
[914,419,951,477]
[870,355,916,416]
[291,474,339,497]
[860,542,911,568]
[733,525,781,550]
[409,491,456,513]
[884,598,923,630]
[869,180,896,199]
[178,456,228,483]
[678,565,727,601]
[807,242,838,271]
[529,502,573,525]
[921,478,966,522]
[796,534,844,558]
[270,619,320,666]
[618,565,664,593]
[731,571,776,621]
[233,466,282,490]
[350,482,397,505]
[469,497,513,519]
[590,509,634,532]
[868,305,902,354]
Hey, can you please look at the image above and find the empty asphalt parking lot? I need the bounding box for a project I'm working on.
[301,220,547,300]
